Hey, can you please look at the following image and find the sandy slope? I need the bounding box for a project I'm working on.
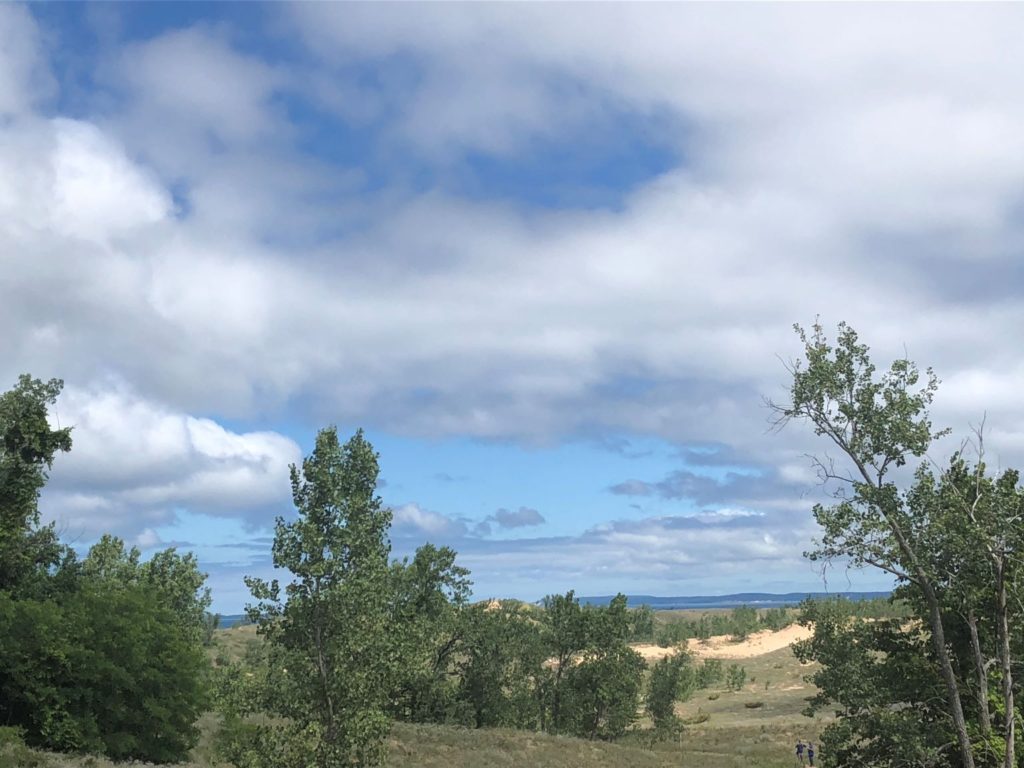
[632,624,814,662]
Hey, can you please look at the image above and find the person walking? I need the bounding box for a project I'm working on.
[796,740,805,765]
[807,742,815,767]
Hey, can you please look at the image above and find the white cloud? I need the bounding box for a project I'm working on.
[50,119,171,243]
[3,4,1024,560]
[42,381,302,538]
[392,503,467,539]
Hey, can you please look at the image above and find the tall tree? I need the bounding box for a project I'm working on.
[246,427,395,768]
[0,375,72,595]
[772,321,1024,768]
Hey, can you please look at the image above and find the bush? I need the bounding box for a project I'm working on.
[0,584,207,763]
[725,664,746,692]
[681,709,710,725]
[744,701,765,709]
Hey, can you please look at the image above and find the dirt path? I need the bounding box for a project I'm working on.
[631,624,813,662]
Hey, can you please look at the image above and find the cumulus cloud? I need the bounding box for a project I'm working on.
[6,5,1024,591]
[392,503,469,539]
[41,381,302,539]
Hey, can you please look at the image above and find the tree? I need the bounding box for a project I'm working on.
[729,605,758,640]
[794,597,949,767]
[629,604,655,642]
[245,427,395,768]
[0,563,208,762]
[455,601,546,729]
[540,593,645,739]
[387,543,471,723]
[646,651,695,735]
[82,534,212,642]
[725,663,746,692]
[0,375,72,596]
[772,321,1024,768]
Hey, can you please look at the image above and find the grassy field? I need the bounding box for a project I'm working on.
[5,620,825,768]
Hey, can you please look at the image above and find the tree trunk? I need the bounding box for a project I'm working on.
[314,622,337,745]
[997,563,1014,768]
[967,608,992,738]
[922,581,976,768]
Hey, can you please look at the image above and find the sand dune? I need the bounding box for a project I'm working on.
[631,624,813,663]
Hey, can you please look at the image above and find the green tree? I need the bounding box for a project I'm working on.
[0,375,72,596]
[772,321,1024,768]
[725,664,746,692]
[0,377,208,764]
[540,593,645,739]
[82,534,211,642]
[387,543,471,723]
[696,658,723,688]
[646,651,695,735]
[0,578,207,762]
[561,644,645,740]
[245,427,395,768]
[730,605,759,640]
[455,601,546,729]
[629,604,655,642]
[540,590,590,733]
[794,597,948,767]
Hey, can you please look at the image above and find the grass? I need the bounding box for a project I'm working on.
[208,624,259,665]
[12,624,825,768]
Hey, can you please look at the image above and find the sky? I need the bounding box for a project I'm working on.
[4,3,1024,612]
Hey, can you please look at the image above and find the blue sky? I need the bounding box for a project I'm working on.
[5,4,1024,611]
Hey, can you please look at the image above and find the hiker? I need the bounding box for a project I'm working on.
[807,742,815,767]
[796,740,805,765]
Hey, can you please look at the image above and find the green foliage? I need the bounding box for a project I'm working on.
[560,644,645,740]
[777,322,1024,768]
[794,597,950,767]
[628,604,655,642]
[654,606,796,648]
[82,534,212,642]
[0,375,72,597]
[0,375,210,765]
[729,606,758,640]
[646,652,695,734]
[244,427,396,768]
[725,664,746,692]
[697,659,724,688]
[540,592,646,739]
[387,543,472,724]
[0,583,207,763]
[455,601,546,729]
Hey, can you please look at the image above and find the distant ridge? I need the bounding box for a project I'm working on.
[575,591,891,610]
[216,591,892,627]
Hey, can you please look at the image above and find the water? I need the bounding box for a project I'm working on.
[576,591,891,610]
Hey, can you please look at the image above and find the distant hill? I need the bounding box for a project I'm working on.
[575,591,891,610]
[216,591,891,627]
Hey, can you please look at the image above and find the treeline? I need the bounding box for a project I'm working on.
[634,596,906,649]
[0,377,212,763]
[0,377,740,767]
[210,428,724,766]
[647,604,793,647]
